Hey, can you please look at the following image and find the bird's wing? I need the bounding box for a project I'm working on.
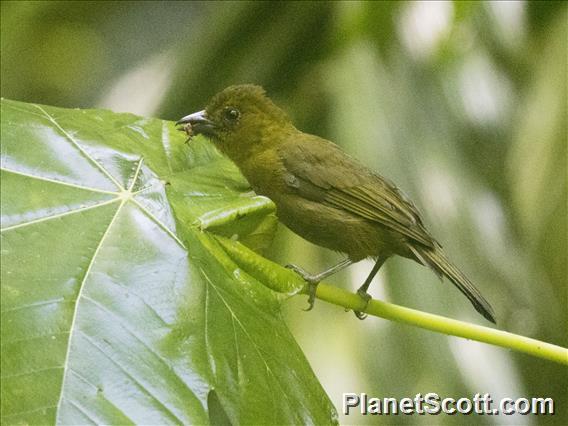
[278,135,436,248]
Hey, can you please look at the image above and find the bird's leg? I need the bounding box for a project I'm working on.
[286,258,353,311]
[354,256,387,320]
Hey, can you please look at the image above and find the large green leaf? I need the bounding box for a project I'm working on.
[0,99,336,425]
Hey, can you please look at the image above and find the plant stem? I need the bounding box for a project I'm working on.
[316,282,568,366]
[215,236,567,365]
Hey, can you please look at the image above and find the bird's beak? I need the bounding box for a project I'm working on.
[176,110,217,137]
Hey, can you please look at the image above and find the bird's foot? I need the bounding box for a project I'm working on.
[285,264,320,311]
[354,289,372,320]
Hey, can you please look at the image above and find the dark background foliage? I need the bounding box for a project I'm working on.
[2,1,566,424]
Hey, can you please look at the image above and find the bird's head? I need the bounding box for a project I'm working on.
[177,84,293,161]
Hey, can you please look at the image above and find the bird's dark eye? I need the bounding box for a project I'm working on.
[223,107,240,122]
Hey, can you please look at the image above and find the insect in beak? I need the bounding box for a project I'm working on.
[177,122,194,144]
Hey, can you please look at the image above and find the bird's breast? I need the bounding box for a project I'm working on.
[238,151,289,195]
[269,192,402,261]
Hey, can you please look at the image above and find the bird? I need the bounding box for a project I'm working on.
[177,84,496,323]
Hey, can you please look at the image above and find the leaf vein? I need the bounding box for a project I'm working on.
[2,101,47,118]
[82,295,174,368]
[161,120,174,173]
[1,297,67,314]
[78,330,185,425]
[0,331,69,347]
[0,167,119,195]
[68,369,138,425]
[1,197,121,233]
[82,294,200,412]
[54,197,125,422]
[200,268,296,417]
[32,104,124,191]
[128,157,144,192]
[131,198,186,249]
[62,397,99,425]
[230,315,241,383]
[204,278,214,377]
[1,404,57,419]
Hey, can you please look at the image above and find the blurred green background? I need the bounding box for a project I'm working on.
[2,1,566,424]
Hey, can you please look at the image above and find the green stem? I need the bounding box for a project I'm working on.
[315,283,568,366]
[215,237,567,366]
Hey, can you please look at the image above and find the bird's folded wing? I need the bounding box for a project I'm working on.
[279,136,435,248]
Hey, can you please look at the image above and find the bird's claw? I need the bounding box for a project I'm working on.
[285,264,320,311]
[354,289,372,320]
[303,282,318,311]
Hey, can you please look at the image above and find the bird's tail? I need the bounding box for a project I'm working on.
[410,245,496,323]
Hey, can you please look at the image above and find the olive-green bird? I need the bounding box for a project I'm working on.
[177,84,496,323]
